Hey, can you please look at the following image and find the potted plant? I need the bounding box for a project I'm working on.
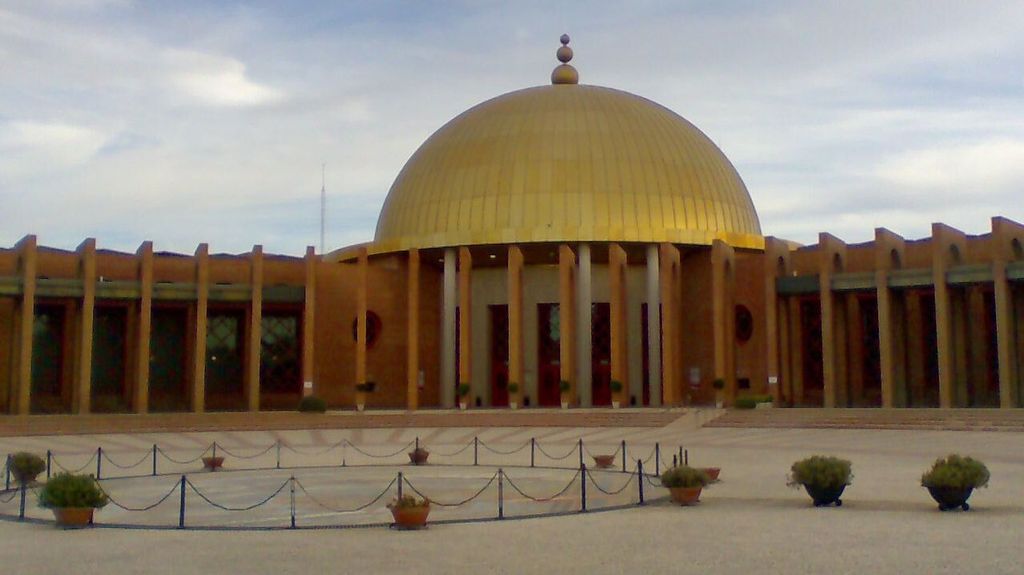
[202,454,225,471]
[388,494,430,529]
[610,380,623,408]
[355,381,376,411]
[408,446,430,465]
[700,466,721,481]
[559,380,571,409]
[508,382,520,409]
[712,378,725,408]
[457,383,471,410]
[921,454,989,511]
[788,455,852,507]
[660,466,711,505]
[297,396,327,413]
[592,454,615,469]
[38,472,108,528]
[8,452,46,485]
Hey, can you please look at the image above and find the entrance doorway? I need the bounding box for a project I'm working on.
[537,303,561,406]
[591,303,611,406]
[490,305,509,407]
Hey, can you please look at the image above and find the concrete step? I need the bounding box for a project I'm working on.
[706,408,1024,432]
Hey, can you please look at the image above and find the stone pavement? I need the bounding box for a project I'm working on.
[2,415,1023,574]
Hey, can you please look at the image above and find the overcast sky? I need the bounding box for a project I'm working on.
[3,1,1024,255]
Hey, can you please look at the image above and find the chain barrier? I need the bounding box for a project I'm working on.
[213,443,276,460]
[645,473,666,488]
[581,443,622,460]
[281,439,346,457]
[402,472,498,507]
[99,480,181,512]
[586,469,636,496]
[186,477,290,512]
[503,469,580,503]
[426,440,475,457]
[477,439,531,456]
[344,439,416,459]
[101,450,153,470]
[0,489,19,504]
[51,453,99,474]
[156,445,212,465]
[294,476,396,514]
[534,443,579,461]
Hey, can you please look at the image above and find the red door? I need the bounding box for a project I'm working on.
[537,303,561,407]
[490,305,509,407]
[591,303,612,406]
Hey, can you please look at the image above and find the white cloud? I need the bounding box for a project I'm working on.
[0,121,107,181]
[165,50,284,107]
[876,139,1024,192]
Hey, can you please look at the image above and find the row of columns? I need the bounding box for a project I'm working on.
[7,236,317,415]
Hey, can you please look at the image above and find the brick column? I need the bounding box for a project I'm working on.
[13,235,37,415]
[507,245,524,407]
[458,247,473,406]
[932,223,966,408]
[302,247,316,398]
[134,241,153,413]
[659,243,680,405]
[874,228,905,408]
[356,247,368,408]
[192,244,209,413]
[246,245,263,412]
[992,217,1023,407]
[75,238,97,414]
[407,248,420,410]
[712,240,736,404]
[818,233,848,408]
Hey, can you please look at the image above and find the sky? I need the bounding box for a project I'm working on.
[3,0,1024,255]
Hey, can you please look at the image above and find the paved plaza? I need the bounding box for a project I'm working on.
[2,413,1024,574]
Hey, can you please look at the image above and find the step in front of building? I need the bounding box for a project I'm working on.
[706,408,1024,432]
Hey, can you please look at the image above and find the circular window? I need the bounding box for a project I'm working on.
[352,311,382,349]
[735,305,753,344]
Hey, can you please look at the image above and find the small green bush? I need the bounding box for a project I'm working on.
[38,473,108,509]
[921,454,989,490]
[9,452,46,484]
[660,466,710,489]
[734,394,773,409]
[788,455,852,490]
[508,382,520,394]
[559,380,571,393]
[712,378,726,390]
[610,380,623,393]
[458,383,471,398]
[297,396,327,413]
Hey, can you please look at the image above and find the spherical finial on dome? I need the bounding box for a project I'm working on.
[552,34,578,85]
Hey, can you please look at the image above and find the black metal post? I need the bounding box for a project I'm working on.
[474,437,479,466]
[18,481,26,520]
[655,442,661,475]
[96,447,102,479]
[276,440,281,470]
[530,438,535,468]
[580,463,587,512]
[621,440,627,472]
[637,459,644,505]
[397,471,404,500]
[678,446,683,466]
[289,476,296,529]
[497,469,504,520]
[672,454,678,468]
[578,438,584,468]
[152,444,157,477]
[4,455,10,491]
[684,448,689,466]
[212,442,217,460]
[46,450,52,479]
[415,436,420,451]
[178,475,186,529]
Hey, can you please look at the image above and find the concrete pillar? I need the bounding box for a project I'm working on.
[659,243,680,405]
[13,235,37,415]
[932,223,966,408]
[192,243,209,413]
[134,241,153,413]
[441,248,457,408]
[559,245,577,401]
[507,245,524,407]
[246,245,263,412]
[818,233,847,408]
[992,217,1023,408]
[356,247,368,407]
[407,248,420,411]
[74,238,97,414]
[874,228,905,408]
[576,243,592,407]
[609,243,628,406]
[302,247,316,398]
[458,247,473,405]
[645,244,661,406]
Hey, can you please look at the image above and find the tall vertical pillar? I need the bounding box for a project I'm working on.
[789,299,804,404]
[75,238,97,414]
[966,287,988,405]
[406,248,420,410]
[764,238,788,404]
[559,245,577,400]
[441,248,457,408]
[778,297,792,405]
[932,223,965,408]
[134,241,153,413]
[575,243,592,407]
[992,217,1022,408]
[246,245,263,412]
[712,240,736,405]
[356,247,368,407]
[818,233,847,408]
[302,247,316,398]
[13,235,37,415]
[875,228,904,408]
[192,243,209,413]
[659,243,680,405]
[905,291,925,405]
[846,295,864,405]
[458,247,473,405]
[507,245,524,406]
[608,244,628,406]
[645,244,661,406]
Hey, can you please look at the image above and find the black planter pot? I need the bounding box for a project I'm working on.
[803,483,846,507]
[926,486,974,511]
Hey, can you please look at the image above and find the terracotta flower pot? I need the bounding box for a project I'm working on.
[701,467,721,481]
[390,504,430,530]
[52,507,94,528]
[926,486,974,511]
[669,486,702,506]
[592,455,615,469]
[202,456,225,471]
[408,448,430,465]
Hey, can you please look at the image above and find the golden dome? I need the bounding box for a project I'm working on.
[373,75,762,253]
